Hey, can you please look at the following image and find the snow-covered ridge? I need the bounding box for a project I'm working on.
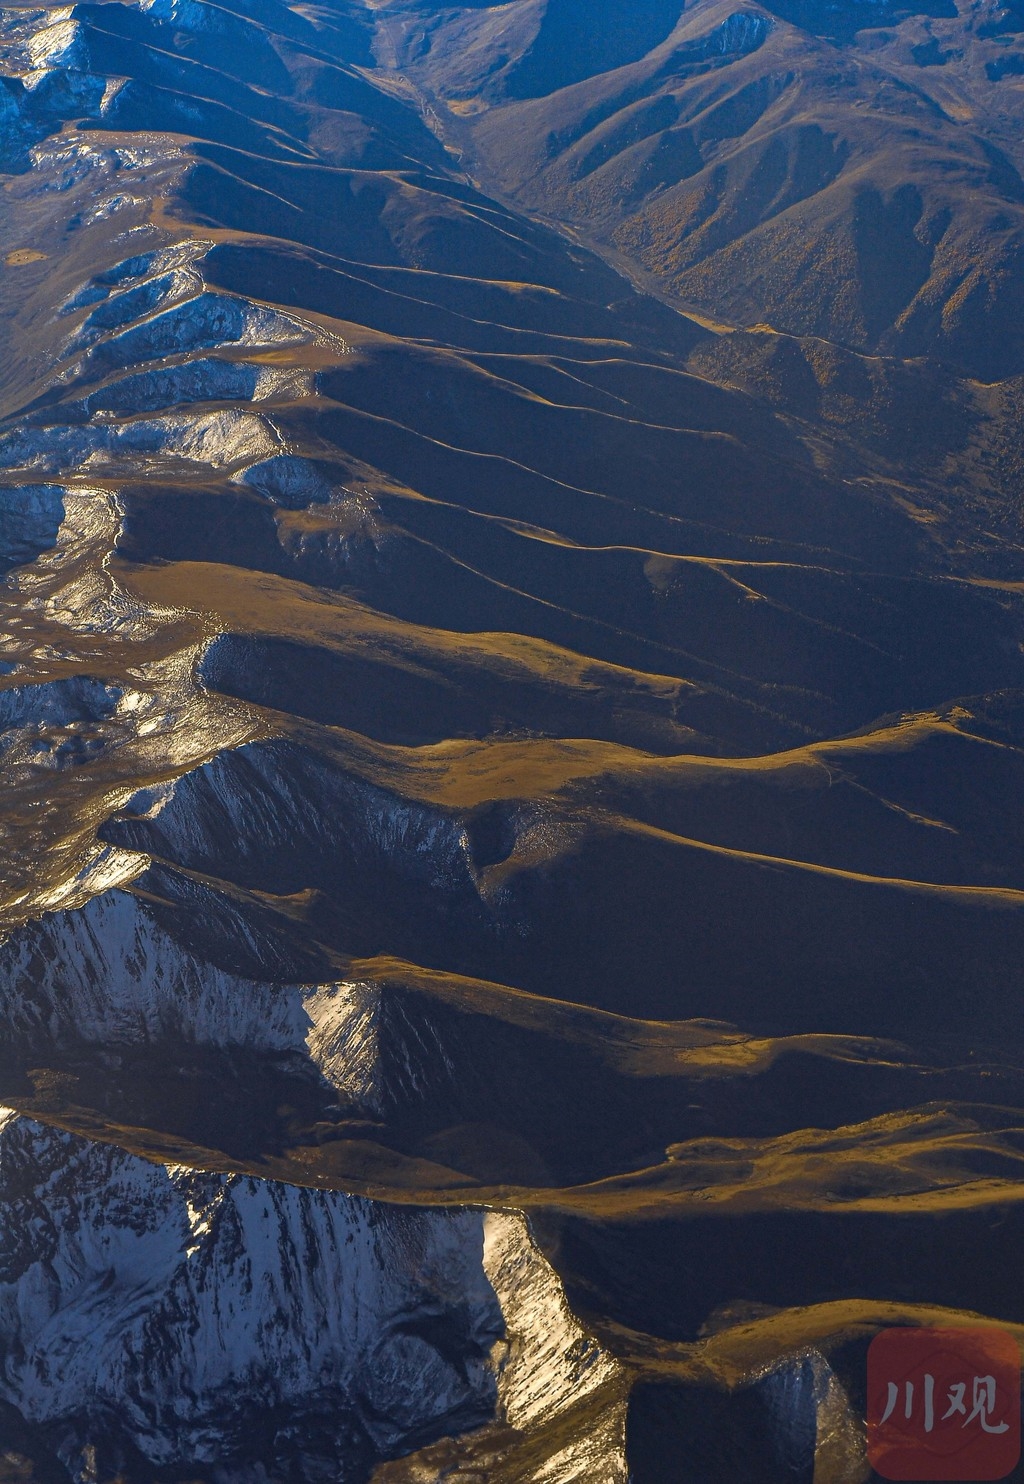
[232,452,338,507]
[0,8,108,168]
[1,6,87,74]
[0,408,282,477]
[76,291,314,370]
[483,1212,622,1431]
[697,9,773,57]
[0,887,455,1114]
[69,358,314,417]
[0,1111,625,1481]
[52,237,342,378]
[0,1110,501,1477]
[0,0,241,166]
[1,233,343,484]
[106,740,479,892]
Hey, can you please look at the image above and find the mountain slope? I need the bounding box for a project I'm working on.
[391,0,1024,379]
[1,0,1023,1479]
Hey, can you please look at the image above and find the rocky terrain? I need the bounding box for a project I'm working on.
[0,0,1023,1478]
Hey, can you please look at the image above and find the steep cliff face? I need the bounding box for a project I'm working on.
[1,1116,496,1474]
[0,1110,631,1483]
[0,887,458,1119]
[0,486,64,576]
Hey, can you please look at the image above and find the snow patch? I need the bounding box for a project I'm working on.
[0,675,121,733]
[483,1212,623,1433]
[0,410,279,475]
[232,453,335,507]
[23,16,87,71]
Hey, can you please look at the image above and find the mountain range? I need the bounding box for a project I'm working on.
[1,0,1023,1478]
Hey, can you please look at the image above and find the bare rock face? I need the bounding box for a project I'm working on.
[0,1109,630,1483]
[0,486,65,575]
[0,1111,479,1475]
